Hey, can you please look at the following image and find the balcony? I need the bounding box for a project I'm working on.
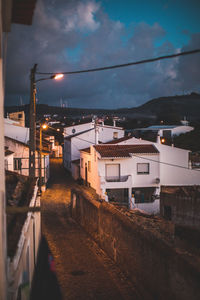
[106,175,129,182]
[101,175,132,189]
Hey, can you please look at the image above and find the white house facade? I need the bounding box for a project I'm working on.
[7,178,41,300]
[5,137,50,183]
[63,122,124,175]
[80,139,200,213]
[80,144,160,203]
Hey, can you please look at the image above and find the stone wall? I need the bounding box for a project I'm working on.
[160,192,200,229]
[71,190,200,300]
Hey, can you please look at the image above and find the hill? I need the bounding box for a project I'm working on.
[4,92,200,122]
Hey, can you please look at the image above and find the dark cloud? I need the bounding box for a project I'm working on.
[5,0,200,109]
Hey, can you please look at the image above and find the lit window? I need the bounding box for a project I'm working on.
[113,132,118,139]
[137,163,149,174]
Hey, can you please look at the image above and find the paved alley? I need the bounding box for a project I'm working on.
[32,158,139,300]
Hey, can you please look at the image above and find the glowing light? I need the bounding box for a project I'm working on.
[161,138,165,144]
[52,73,64,80]
[41,124,48,130]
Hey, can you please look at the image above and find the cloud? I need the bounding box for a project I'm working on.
[175,33,200,92]
[5,0,200,109]
[64,1,100,32]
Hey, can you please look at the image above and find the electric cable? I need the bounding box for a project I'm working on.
[64,129,200,172]
[36,49,200,75]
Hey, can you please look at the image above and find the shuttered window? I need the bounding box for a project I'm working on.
[106,164,120,181]
[137,163,149,174]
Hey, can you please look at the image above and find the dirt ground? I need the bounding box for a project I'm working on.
[37,158,140,300]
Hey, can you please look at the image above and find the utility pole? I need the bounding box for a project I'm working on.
[29,64,37,178]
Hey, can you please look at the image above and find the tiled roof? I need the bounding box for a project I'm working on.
[103,136,132,144]
[80,147,91,153]
[94,144,159,158]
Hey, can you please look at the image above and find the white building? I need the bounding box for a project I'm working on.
[63,122,124,175]
[0,1,37,298]
[5,136,50,183]
[5,148,14,171]
[6,174,41,300]
[137,125,194,139]
[80,137,200,214]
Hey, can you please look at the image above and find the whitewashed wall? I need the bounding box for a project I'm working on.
[97,125,124,142]
[81,146,160,198]
[4,122,29,144]
[7,184,41,300]
[64,122,93,137]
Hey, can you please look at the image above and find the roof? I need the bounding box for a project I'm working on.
[12,0,37,25]
[140,125,192,131]
[80,147,91,153]
[103,136,132,144]
[94,144,159,158]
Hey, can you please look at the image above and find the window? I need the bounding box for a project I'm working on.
[88,161,91,172]
[113,132,118,139]
[18,113,22,118]
[137,163,149,174]
[14,158,22,170]
[4,159,8,170]
[81,158,83,168]
[106,164,120,181]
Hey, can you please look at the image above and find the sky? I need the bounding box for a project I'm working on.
[5,0,200,109]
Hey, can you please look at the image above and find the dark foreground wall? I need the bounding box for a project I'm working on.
[160,192,200,229]
[71,191,200,300]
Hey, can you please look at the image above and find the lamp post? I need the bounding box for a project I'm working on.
[39,123,47,193]
[29,64,63,178]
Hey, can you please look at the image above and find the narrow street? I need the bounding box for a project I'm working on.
[31,158,139,300]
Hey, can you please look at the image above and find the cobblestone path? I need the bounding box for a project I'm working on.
[40,158,139,300]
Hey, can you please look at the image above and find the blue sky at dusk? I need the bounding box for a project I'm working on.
[5,0,200,109]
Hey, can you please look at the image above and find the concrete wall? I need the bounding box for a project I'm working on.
[71,190,200,300]
[5,153,14,171]
[64,122,93,137]
[7,184,41,300]
[160,192,200,229]
[97,125,124,142]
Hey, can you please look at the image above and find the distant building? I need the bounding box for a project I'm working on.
[63,121,125,176]
[134,125,194,141]
[8,111,25,127]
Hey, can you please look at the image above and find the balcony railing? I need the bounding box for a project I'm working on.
[106,175,129,182]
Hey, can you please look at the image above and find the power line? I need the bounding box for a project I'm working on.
[64,130,200,172]
[36,49,200,76]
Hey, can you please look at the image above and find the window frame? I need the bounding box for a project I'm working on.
[105,163,120,182]
[137,163,149,175]
[14,158,22,171]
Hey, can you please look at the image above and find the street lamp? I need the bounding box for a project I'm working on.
[29,64,63,178]
[39,123,48,193]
